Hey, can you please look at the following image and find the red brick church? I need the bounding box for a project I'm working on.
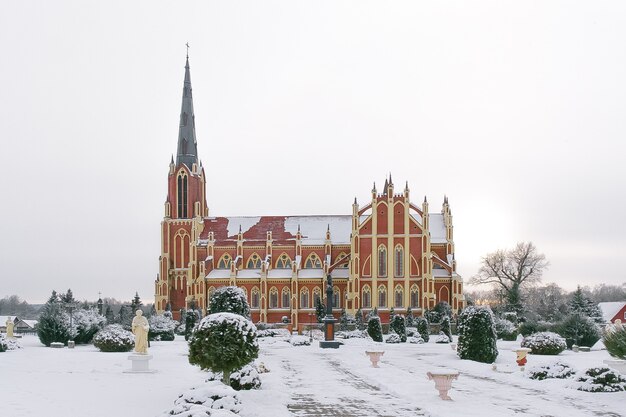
[154,56,465,326]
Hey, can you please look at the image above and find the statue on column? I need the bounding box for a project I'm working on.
[5,317,14,338]
[131,310,149,354]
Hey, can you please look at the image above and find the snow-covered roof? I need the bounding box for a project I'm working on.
[298,269,325,279]
[237,269,261,279]
[429,213,447,243]
[268,269,293,279]
[22,320,37,328]
[598,302,626,323]
[432,269,451,277]
[206,269,232,279]
[199,215,352,245]
[330,269,349,279]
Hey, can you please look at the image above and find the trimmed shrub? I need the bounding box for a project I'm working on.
[440,316,452,342]
[158,380,241,417]
[37,302,70,347]
[433,301,452,319]
[0,334,7,352]
[188,313,259,384]
[205,363,262,391]
[257,328,291,338]
[416,317,430,343]
[385,333,401,343]
[389,315,407,342]
[336,330,368,339]
[355,308,365,330]
[70,309,107,344]
[555,313,601,349]
[407,335,425,344]
[148,313,178,341]
[367,316,383,342]
[526,362,574,380]
[457,306,498,363]
[208,286,250,318]
[185,309,201,341]
[519,320,551,337]
[495,318,518,341]
[521,332,566,355]
[603,324,626,360]
[435,332,450,344]
[576,367,626,392]
[289,335,311,346]
[93,324,135,352]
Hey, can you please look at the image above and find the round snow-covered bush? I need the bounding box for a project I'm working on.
[0,334,7,352]
[158,380,241,416]
[206,363,262,391]
[289,335,311,346]
[337,330,369,339]
[70,308,107,344]
[188,313,259,383]
[406,327,418,337]
[575,367,626,392]
[389,315,407,342]
[257,328,291,338]
[457,306,498,363]
[435,332,450,344]
[603,323,626,360]
[526,362,574,380]
[367,316,383,342]
[416,317,430,343]
[93,324,135,352]
[495,318,518,341]
[149,313,177,341]
[408,335,425,344]
[208,286,250,317]
[385,333,401,344]
[522,332,566,355]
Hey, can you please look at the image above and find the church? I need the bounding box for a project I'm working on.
[154,56,465,327]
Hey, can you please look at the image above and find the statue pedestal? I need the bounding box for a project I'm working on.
[125,354,156,373]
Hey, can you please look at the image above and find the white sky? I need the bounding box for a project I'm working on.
[1,1,625,303]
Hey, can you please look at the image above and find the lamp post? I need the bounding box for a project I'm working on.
[319,273,340,348]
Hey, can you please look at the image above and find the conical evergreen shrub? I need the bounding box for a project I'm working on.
[390,315,407,342]
[457,306,498,363]
[416,317,430,342]
[367,316,383,342]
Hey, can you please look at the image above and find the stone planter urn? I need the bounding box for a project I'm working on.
[450,343,457,351]
[427,370,459,400]
[365,351,385,368]
[603,359,626,375]
[513,348,532,371]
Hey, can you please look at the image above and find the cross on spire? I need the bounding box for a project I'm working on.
[186,42,190,59]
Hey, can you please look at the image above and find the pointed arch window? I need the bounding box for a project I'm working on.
[378,285,387,308]
[394,245,404,277]
[177,171,188,218]
[276,253,292,269]
[362,285,371,308]
[247,253,261,269]
[208,286,216,304]
[217,254,232,269]
[300,288,309,309]
[410,285,419,308]
[269,287,278,309]
[332,287,341,309]
[313,287,322,306]
[305,253,322,269]
[394,285,404,308]
[282,287,290,308]
[251,287,260,309]
[378,245,387,277]
[335,253,349,268]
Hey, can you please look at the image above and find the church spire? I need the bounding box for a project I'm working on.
[176,51,199,170]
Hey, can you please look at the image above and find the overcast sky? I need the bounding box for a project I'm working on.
[1,1,625,303]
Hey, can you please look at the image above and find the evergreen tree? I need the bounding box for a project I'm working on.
[130,292,143,313]
[315,297,326,323]
[367,316,383,342]
[457,306,498,363]
[60,289,76,305]
[355,308,365,330]
[185,309,200,341]
[569,286,604,323]
[389,307,395,321]
[339,308,349,331]
[433,301,452,319]
[47,290,59,304]
[208,286,250,317]
[416,316,430,342]
[390,315,407,342]
[555,313,601,348]
[406,307,415,327]
[367,307,379,321]
[104,304,114,324]
[441,315,452,342]
[118,305,132,329]
[37,292,70,346]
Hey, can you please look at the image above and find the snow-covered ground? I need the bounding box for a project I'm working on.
[1,335,624,417]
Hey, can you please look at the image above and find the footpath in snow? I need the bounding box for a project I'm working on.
[1,335,625,417]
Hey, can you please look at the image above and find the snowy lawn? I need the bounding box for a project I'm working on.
[1,334,625,417]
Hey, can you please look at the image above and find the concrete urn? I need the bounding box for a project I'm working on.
[365,351,385,368]
[427,370,459,400]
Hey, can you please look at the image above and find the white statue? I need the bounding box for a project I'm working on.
[131,310,149,354]
[5,317,14,338]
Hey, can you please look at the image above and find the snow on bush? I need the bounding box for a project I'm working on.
[440,316,452,342]
[602,323,626,360]
[149,313,178,341]
[495,318,518,341]
[521,332,566,355]
[208,286,250,318]
[457,306,498,363]
[0,333,20,351]
[526,362,574,380]
[415,317,430,343]
[574,367,626,392]
[289,335,311,346]
[205,363,262,391]
[407,335,425,344]
[367,316,383,342]
[70,308,107,344]
[256,328,291,339]
[158,380,242,416]
[435,332,450,344]
[93,324,135,352]
[554,313,601,349]
[385,333,401,344]
[389,315,407,342]
[406,327,418,337]
[188,313,259,384]
[337,330,369,339]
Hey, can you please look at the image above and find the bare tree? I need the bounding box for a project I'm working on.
[470,242,549,314]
